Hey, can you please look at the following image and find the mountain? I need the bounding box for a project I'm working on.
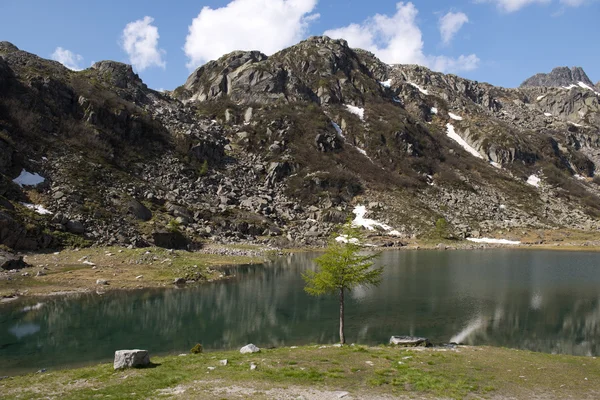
[520,66,595,88]
[1,37,600,251]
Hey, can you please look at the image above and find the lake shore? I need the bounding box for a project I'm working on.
[1,344,598,399]
[3,230,600,300]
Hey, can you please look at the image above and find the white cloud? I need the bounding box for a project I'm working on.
[121,16,166,71]
[184,0,318,69]
[324,2,480,73]
[439,12,469,45]
[51,47,83,71]
[476,0,551,13]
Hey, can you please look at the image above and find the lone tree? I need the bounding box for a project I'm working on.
[303,224,384,344]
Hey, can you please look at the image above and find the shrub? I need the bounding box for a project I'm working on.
[190,344,203,354]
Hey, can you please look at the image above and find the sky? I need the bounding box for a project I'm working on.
[0,0,598,91]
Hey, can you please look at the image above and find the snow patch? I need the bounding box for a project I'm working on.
[544,112,552,117]
[563,84,578,90]
[446,124,482,159]
[430,107,438,114]
[490,161,502,169]
[526,175,541,187]
[448,112,463,121]
[408,82,428,95]
[536,95,546,101]
[467,238,521,245]
[568,121,584,128]
[379,79,391,88]
[351,205,400,238]
[578,81,600,96]
[345,104,365,121]
[574,174,586,181]
[20,202,52,215]
[13,169,45,187]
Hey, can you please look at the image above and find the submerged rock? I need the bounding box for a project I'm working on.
[113,349,150,369]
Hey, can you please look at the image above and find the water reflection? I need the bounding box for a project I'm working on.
[1,249,600,375]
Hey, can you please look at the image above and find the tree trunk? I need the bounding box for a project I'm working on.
[339,287,345,345]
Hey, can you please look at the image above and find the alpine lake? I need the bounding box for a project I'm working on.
[2,249,600,376]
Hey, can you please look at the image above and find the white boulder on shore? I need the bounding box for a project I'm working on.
[240,344,260,354]
[113,349,150,369]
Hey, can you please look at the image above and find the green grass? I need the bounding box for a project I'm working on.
[1,345,599,399]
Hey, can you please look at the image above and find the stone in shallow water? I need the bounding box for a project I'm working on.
[113,350,150,369]
[240,344,260,354]
[389,336,431,347]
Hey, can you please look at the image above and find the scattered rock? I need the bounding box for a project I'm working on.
[240,344,260,354]
[219,359,228,366]
[113,349,150,369]
[96,279,108,285]
[389,336,431,347]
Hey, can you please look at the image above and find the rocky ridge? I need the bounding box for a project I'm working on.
[1,38,600,251]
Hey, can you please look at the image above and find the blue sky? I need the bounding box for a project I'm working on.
[0,0,598,90]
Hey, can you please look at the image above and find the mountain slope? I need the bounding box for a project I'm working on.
[1,38,600,251]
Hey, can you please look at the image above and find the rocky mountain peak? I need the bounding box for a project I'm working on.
[0,41,19,54]
[178,35,386,105]
[91,60,146,90]
[520,66,594,88]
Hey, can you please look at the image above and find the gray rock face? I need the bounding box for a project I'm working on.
[113,349,150,369]
[0,250,28,270]
[389,336,431,347]
[240,344,260,354]
[91,61,145,90]
[520,66,594,88]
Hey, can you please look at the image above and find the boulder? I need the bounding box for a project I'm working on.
[240,344,260,354]
[128,199,152,221]
[113,349,150,369]
[66,220,85,234]
[389,336,431,347]
[0,250,28,270]
[152,231,188,250]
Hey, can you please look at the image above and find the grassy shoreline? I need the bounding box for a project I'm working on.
[1,344,598,399]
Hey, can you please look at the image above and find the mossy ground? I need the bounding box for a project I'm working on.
[1,345,598,399]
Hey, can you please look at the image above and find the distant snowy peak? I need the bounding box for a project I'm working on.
[520,66,594,89]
